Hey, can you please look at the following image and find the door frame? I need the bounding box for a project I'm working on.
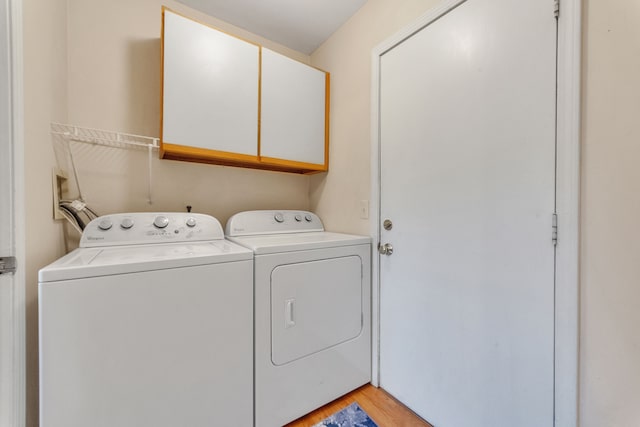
[369,0,581,426]
[0,0,25,426]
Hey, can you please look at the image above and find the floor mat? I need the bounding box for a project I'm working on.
[312,402,379,427]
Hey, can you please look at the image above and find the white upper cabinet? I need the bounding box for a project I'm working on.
[160,9,329,173]
[162,9,259,159]
[260,48,328,169]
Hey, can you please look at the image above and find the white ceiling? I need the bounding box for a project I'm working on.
[175,0,368,54]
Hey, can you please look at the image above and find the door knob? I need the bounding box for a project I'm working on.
[378,243,393,256]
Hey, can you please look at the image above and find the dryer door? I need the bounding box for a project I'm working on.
[271,256,362,365]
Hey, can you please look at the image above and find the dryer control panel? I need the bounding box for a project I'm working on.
[225,210,324,236]
[80,213,224,247]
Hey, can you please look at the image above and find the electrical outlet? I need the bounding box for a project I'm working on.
[359,200,369,219]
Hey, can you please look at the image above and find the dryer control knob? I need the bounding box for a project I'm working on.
[153,215,170,229]
[294,214,302,222]
[304,214,313,222]
[185,217,197,228]
[120,218,134,229]
[98,219,112,231]
[274,213,285,223]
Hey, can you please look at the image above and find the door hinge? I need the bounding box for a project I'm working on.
[0,256,17,275]
[552,214,558,246]
[554,0,560,18]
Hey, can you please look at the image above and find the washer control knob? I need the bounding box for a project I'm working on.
[185,217,197,228]
[153,215,170,229]
[120,218,134,229]
[274,213,285,223]
[98,218,113,231]
[294,214,302,222]
[304,214,313,222]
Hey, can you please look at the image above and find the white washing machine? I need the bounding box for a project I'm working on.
[225,210,371,427]
[39,212,253,427]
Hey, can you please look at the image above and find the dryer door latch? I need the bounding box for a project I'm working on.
[285,299,296,328]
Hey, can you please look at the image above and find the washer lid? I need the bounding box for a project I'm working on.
[38,240,252,282]
[227,231,371,255]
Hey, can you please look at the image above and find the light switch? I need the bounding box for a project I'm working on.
[359,200,369,219]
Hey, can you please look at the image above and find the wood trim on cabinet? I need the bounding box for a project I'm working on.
[257,46,262,162]
[324,71,330,170]
[161,143,259,164]
[258,156,327,173]
[160,6,166,158]
[162,143,323,174]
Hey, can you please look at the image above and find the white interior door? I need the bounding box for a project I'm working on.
[378,0,557,426]
[0,0,24,425]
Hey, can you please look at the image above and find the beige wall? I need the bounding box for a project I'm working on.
[580,1,640,426]
[309,0,440,234]
[23,0,68,425]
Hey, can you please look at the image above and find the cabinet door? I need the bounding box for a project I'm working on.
[260,48,328,170]
[161,9,259,161]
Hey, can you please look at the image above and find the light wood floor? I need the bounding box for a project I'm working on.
[284,384,433,427]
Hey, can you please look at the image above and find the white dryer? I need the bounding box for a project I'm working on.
[39,212,253,427]
[225,210,371,427]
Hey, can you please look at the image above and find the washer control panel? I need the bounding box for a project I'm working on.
[80,213,224,247]
[225,210,324,236]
